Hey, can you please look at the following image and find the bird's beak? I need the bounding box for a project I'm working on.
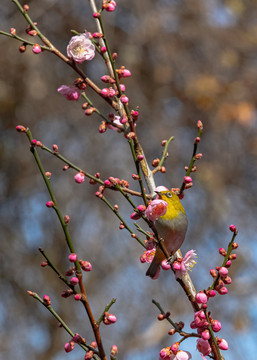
[154,191,161,199]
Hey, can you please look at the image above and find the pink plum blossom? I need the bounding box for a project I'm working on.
[173,250,197,279]
[171,351,192,360]
[57,85,80,101]
[67,32,95,63]
[145,199,168,221]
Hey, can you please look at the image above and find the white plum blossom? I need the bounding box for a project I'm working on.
[67,32,95,63]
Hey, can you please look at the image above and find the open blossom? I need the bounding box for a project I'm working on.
[159,348,191,360]
[107,115,124,131]
[67,32,95,63]
[173,250,197,279]
[140,248,156,263]
[57,85,80,101]
[145,199,168,221]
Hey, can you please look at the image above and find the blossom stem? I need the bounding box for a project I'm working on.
[38,247,72,287]
[40,144,104,185]
[27,291,99,358]
[100,195,145,247]
[128,139,148,206]
[152,136,174,175]
[0,30,50,50]
[180,127,202,194]
[152,299,199,338]
[26,129,78,259]
[204,311,223,360]
[96,298,116,325]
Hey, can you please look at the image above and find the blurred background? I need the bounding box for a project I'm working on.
[1,0,257,359]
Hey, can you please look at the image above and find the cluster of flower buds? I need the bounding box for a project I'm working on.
[209,225,238,295]
[130,204,146,220]
[89,172,100,185]
[103,312,117,325]
[104,176,129,189]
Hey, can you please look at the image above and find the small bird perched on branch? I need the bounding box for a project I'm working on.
[146,189,188,279]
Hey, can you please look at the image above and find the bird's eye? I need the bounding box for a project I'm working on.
[166,192,172,198]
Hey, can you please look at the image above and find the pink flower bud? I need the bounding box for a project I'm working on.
[64,215,70,224]
[195,291,208,304]
[46,201,54,208]
[210,269,217,277]
[137,154,144,161]
[219,267,228,278]
[171,342,179,354]
[173,261,181,271]
[99,121,107,133]
[206,289,216,297]
[80,260,92,272]
[201,329,210,340]
[103,312,117,325]
[100,46,107,54]
[92,32,103,38]
[74,172,85,184]
[23,4,29,11]
[19,44,27,53]
[64,341,75,353]
[43,295,51,306]
[70,277,79,286]
[41,261,48,267]
[10,27,16,35]
[111,344,118,356]
[85,107,96,116]
[218,286,228,295]
[72,333,85,344]
[194,137,201,144]
[211,319,222,332]
[120,84,125,92]
[229,224,237,232]
[197,120,203,130]
[105,3,116,12]
[61,289,73,298]
[184,176,192,184]
[84,351,94,359]
[90,341,97,348]
[58,85,80,101]
[74,293,82,301]
[219,248,227,256]
[217,338,229,350]
[223,276,232,284]
[226,260,231,267]
[69,253,77,262]
[16,125,27,132]
[93,12,100,18]
[161,260,171,271]
[52,144,58,152]
[195,153,203,160]
[101,88,109,97]
[120,95,129,104]
[136,205,146,212]
[32,44,42,54]
[130,212,141,220]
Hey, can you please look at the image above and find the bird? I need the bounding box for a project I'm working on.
[146,190,188,279]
